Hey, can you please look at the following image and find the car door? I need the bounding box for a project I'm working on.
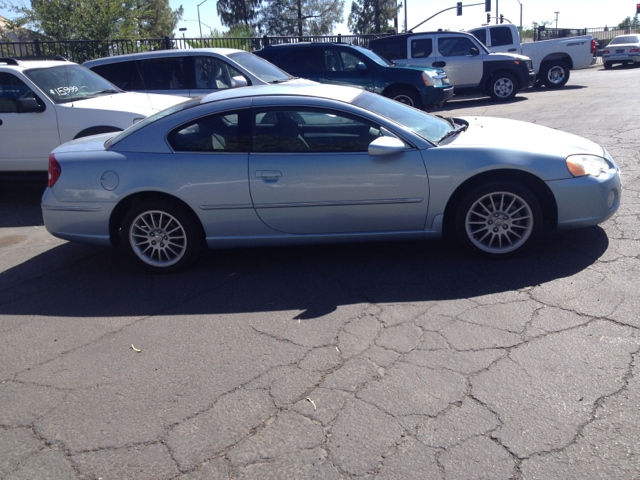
[248,106,429,235]
[136,57,191,97]
[319,48,375,91]
[0,71,59,171]
[405,34,437,68]
[433,35,484,88]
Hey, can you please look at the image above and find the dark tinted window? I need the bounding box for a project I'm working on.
[0,72,32,112]
[469,29,487,46]
[369,36,407,60]
[89,61,144,90]
[256,50,279,63]
[610,35,640,45]
[253,108,381,153]
[279,48,323,74]
[168,110,249,152]
[437,37,477,56]
[137,57,188,90]
[410,38,433,58]
[490,27,514,47]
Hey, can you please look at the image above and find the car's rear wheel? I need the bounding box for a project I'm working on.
[455,181,543,257]
[604,61,612,69]
[488,73,518,101]
[121,199,203,273]
[542,61,570,88]
[389,88,421,109]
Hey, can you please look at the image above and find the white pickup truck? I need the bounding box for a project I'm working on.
[467,24,596,89]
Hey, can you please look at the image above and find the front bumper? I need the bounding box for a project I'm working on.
[422,85,454,108]
[525,71,536,89]
[546,168,621,230]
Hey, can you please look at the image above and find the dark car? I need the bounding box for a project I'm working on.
[253,42,453,109]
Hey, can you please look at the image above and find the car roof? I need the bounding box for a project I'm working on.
[261,42,363,49]
[0,58,75,69]
[84,48,245,66]
[370,32,475,41]
[199,82,364,105]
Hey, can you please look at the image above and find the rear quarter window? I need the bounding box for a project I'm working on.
[490,27,514,47]
[89,61,144,91]
[369,37,408,60]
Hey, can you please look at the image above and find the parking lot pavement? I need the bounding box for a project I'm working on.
[1,63,640,479]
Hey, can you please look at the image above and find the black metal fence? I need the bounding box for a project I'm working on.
[0,33,390,64]
[535,26,640,47]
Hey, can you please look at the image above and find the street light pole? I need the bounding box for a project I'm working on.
[516,0,522,30]
[554,11,559,30]
[404,0,408,32]
[197,0,209,39]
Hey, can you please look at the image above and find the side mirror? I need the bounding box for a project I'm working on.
[231,76,248,87]
[368,136,406,156]
[16,97,45,113]
[356,62,368,71]
[469,47,480,56]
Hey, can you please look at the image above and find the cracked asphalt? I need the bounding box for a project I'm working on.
[1,63,639,480]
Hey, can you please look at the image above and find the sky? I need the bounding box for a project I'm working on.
[1,0,637,37]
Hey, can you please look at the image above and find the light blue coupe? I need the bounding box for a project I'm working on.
[42,83,621,272]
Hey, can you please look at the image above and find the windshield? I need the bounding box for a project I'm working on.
[352,45,393,66]
[610,36,640,45]
[105,97,197,149]
[24,64,120,104]
[228,51,292,83]
[351,91,451,144]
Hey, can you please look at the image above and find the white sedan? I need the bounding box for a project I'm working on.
[603,35,640,69]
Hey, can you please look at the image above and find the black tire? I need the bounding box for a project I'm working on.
[455,181,543,258]
[120,199,203,273]
[541,61,570,89]
[488,72,518,101]
[603,61,612,70]
[388,87,422,109]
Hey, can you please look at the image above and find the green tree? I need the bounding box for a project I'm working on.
[0,0,182,40]
[348,0,399,34]
[259,0,344,36]
[216,0,261,28]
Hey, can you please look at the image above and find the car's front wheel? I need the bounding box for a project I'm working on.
[542,61,570,88]
[121,199,203,273]
[488,73,518,101]
[455,181,543,257]
[388,88,421,109]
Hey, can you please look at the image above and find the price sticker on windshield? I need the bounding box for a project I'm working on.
[50,86,78,96]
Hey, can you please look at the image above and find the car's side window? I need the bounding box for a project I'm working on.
[253,108,382,153]
[411,39,433,58]
[490,27,514,47]
[338,51,365,71]
[0,72,33,113]
[437,37,477,56]
[469,29,487,46]
[324,50,342,72]
[137,58,188,90]
[168,110,250,153]
[279,49,323,74]
[89,61,144,91]
[193,57,246,90]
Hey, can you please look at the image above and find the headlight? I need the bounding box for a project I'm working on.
[526,60,533,71]
[422,71,446,86]
[566,154,610,177]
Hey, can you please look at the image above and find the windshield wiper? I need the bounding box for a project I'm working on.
[93,89,121,94]
[437,125,467,144]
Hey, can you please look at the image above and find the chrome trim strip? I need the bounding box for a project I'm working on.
[199,204,254,210]
[41,204,102,212]
[254,198,423,209]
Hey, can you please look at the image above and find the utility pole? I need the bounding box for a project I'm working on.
[554,11,559,30]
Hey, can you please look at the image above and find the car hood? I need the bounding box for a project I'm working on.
[388,63,442,73]
[65,92,186,114]
[450,117,604,157]
[486,52,531,61]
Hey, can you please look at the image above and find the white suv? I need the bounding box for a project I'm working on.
[0,57,187,172]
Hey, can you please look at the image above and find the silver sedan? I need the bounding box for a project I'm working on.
[42,83,621,272]
[603,35,640,69]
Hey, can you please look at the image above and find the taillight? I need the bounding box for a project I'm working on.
[591,39,596,53]
[603,49,610,54]
[631,48,640,53]
[48,153,61,187]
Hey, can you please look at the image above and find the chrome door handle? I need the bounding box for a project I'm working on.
[255,170,282,179]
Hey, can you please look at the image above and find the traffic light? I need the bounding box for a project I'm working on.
[457,2,462,16]
[485,0,491,12]
[637,3,640,14]
[487,13,491,23]
[500,14,504,24]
